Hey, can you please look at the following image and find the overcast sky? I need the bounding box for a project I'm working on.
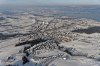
[0,0,100,5]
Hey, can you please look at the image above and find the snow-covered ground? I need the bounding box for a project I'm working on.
[0,14,100,66]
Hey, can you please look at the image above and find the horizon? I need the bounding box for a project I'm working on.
[1,4,100,7]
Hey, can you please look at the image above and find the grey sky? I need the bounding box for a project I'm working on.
[0,0,100,5]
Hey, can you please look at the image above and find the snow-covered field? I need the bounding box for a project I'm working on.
[0,13,100,66]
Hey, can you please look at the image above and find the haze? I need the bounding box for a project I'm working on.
[0,0,100,5]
